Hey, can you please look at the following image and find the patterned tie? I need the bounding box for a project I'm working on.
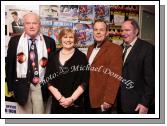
[28,38,39,85]
[122,44,131,60]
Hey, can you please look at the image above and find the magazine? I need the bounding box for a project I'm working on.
[39,5,59,20]
[59,5,78,22]
[74,23,94,47]
[94,5,110,22]
[78,5,94,24]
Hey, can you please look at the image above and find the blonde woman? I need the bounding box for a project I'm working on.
[45,28,89,114]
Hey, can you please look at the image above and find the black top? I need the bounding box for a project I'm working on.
[45,48,89,108]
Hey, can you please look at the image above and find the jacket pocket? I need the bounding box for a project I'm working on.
[14,78,30,105]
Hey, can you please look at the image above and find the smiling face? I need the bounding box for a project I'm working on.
[61,33,75,50]
[23,13,40,38]
[93,21,108,44]
[59,29,77,50]
[121,20,138,44]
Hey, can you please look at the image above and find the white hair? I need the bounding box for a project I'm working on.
[23,12,40,23]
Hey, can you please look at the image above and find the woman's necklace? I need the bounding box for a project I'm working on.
[60,49,75,55]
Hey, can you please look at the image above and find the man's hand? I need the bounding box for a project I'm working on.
[135,104,148,114]
[101,102,111,111]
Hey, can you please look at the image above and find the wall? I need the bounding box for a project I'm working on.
[140,5,155,45]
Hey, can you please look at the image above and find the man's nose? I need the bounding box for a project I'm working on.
[97,30,101,34]
[121,31,125,35]
[30,24,34,28]
[28,23,34,27]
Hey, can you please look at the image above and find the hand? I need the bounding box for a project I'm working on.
[59,96,67,108]
[135,104,148,114]
[59,96,66,103]
[59,97,73,108]
[101,102,111,111]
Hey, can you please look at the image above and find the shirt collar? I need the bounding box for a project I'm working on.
[129,37,137,47]
[27,34,40,42]
[123,37,137,47]
[94,39,107,48]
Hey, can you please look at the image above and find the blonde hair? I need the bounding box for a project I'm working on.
[58,28,78,44]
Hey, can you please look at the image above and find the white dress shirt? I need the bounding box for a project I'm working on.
[88,47,100,65]
[123,37,137,63]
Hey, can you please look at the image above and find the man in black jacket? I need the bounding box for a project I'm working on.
[117,19,155,114]
[6,12,56,114]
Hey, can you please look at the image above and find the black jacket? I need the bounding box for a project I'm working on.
[6,35,56,105]
[118,38,155,113]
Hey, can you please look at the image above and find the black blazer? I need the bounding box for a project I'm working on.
[118,38,155,113]
[6,35,56,105]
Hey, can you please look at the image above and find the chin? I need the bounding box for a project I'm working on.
[95,38,102,41]
[64,46,73,49]
[95,38,105,42]
[95,39,105,43]
[28,34,36,37]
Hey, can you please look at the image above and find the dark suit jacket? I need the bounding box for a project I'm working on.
[6,35,56,105]
[118,38,155,113]
[87,40,123,108]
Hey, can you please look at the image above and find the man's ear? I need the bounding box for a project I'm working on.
[106,31,109,37]
[135,29,139,36]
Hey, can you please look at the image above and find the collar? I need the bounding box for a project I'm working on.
[26,34,41,42]
[124,37,137,47]
[94,39,107,48]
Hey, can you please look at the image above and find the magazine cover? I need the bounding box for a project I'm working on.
[40,26,60,47]
[7,8,30,36]
[59,5,78,22]
[40,19,53,26]
[39,5,59,20]
[94,5,110,22]
[74,23,94,47]
[78,5,94,24]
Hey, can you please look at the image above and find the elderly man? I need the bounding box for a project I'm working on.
[6,12,56,114]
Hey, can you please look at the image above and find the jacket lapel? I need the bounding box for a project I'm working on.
[43,36,49,48]
[124,39,141,66]
[87,42,108,65]
[87,45,94,59]
[92,47,106,65]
